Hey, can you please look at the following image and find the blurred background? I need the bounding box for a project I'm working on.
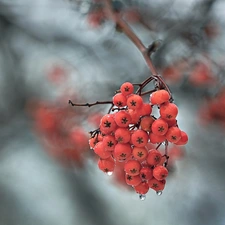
[0,0,225,224]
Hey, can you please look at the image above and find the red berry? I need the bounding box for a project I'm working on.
[114,111,132,127]
[125,174,142,186]
[150,90,170,105]
[124,160,141,176]
[153,166,169,180]
[165,127,182,143]
[175,131,188,145]
[139,103,152,116]
[148,178,166,191]
[102,135,117,151]
[100,114,117,134]
[89,134,103,149]
[160,102,178,120]
[132,146,148,161]
[120,82,134,96]
[131,130,149,147]
[146,149,162,166]
[151,118,168,136]
[114,143,132,161]
[134,182,149,194]
[140,167,153,180]
[140,116,155,132]
[94,141,112,159]
[127,94,143,110]
[114,128,131,143]
[113,93,127,107]
[98,158,115,173]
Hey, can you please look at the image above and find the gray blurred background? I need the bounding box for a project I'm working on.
[0,0,225,225]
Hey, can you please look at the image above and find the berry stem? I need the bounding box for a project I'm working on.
[140,89,156,96]
[89,128,100,138]
[156,142,162,150]
[163,140,169,167]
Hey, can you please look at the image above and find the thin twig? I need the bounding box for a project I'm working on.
[69,100,113,107]
[163,140,169,167]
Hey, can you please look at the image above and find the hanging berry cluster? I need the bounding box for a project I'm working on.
[69,79,188,199]
[69,0,188,200]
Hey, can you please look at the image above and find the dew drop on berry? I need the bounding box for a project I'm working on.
[139,194,146,201]
[107,171,113,176]
[156,191,163,196]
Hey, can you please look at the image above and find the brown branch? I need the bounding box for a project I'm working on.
[69,100,113,107]
[103,0,158,76]
[103,0,173,101]
[140,90,156,96]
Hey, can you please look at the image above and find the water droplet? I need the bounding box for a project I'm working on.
[107,171,113,176]
[156,191,163,196]
[139,194,146,201]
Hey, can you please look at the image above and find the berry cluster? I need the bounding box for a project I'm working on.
[88,82,188,198]
[199,88,225,126]
[28,100,89,167]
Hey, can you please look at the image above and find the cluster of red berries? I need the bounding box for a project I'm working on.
[199,88,225,127]
[27,100,89,167]
[89,82,188,198]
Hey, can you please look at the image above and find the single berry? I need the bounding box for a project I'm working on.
[139,103,152,116]
[132,146,148,161]
[113,93,127,107]
[124,160,141,176]
[160,102,178,120]
[146,149,162,166]
[120,82,134,96]
[114,128,131,143]
[102,135,117,151]
[165,127,182,143]
[148,178,166,191]
[98,158,115,173]
[125,174,142,186]
[127,94,143,110]
[100,114,117,134]
[94,141,112,159]
[150,90,170,105]
[140,167,153,180]
[153,165,169,180]
[140,116,155,132]
[114,143,132,161]
[89,134,103,149]
[134,181,149,194]
[114,111,132,127]
[175,131,188,145]
[151,118,168,136]
[131,130,149,147]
